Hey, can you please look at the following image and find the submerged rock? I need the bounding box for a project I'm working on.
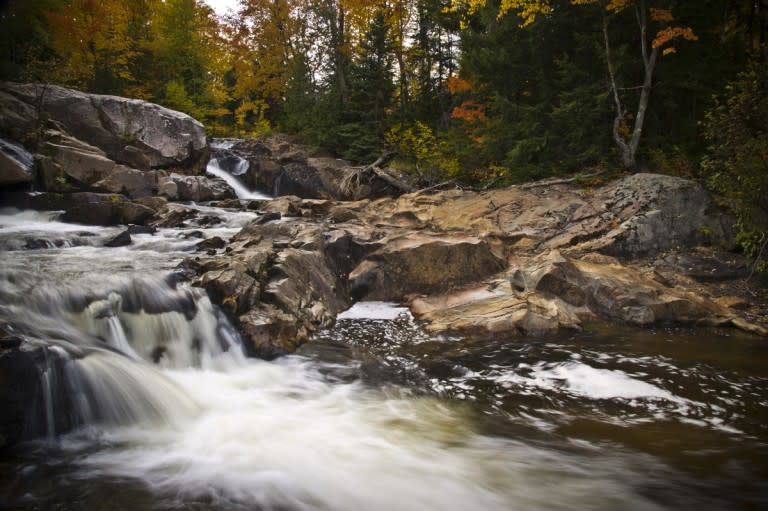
[104,230,132,247]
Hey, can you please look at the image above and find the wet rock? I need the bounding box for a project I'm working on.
[127,224,157,235]
[0,137,33,187]
[24,238,51,250]
[184,219,350,356]
[214,198,246,209]
[13,191,157,226]
[104,230,132,247]
[0,342,78,450]
[158,173,235,201]
[151,204,197,228]
[254,212,281,224]
[196,236,226,251]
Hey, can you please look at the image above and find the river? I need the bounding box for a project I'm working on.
[0,203,766,510]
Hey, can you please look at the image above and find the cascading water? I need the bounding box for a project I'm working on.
[206,156,271,200]
[1,208,766,510]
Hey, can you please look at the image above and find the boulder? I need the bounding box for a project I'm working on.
[593,173,736,257]
[93,166,162,198]
[158,173,235,201]
[196,236,226,251]
[0,82,208,172]
[349,232,506,301]
[12,192,158,226]
[184,219,351,357]
[104,230,132,247]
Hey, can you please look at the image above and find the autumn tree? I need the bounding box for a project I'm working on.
[36,0,153,94]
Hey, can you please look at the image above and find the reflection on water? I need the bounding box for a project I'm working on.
[1,210,767,510]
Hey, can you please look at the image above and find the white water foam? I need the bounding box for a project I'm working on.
[206,160,271,200]
[494,360,685,402]
[337,301,410,320]
[66,356,661,511]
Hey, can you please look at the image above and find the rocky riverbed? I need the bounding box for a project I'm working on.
[2,82,766,360]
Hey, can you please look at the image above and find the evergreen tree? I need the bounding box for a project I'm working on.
[334,10,395,162]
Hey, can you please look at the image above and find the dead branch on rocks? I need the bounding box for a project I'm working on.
[340,150,415,198]
[519,170,605,190]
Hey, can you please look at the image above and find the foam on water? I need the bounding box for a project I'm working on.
[65,356,663,511]
[497,360,683,401]
[206,160,271,200]
[337,301,410,320]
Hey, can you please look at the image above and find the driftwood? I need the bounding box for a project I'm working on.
[519,170,604,190]
[340,150,415,197]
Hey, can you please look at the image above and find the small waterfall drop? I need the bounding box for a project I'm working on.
[206,158,271,200]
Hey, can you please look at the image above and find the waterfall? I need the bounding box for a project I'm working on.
[0,137,34,171]
[206,158,271,200]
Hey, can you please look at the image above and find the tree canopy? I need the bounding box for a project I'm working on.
[0,0,763,180]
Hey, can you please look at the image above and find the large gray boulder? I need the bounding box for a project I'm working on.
[0,82,208,172]
[594,173,736,257]
[35,130,164,198]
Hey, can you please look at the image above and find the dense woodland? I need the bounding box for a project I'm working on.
[0,0,766,268]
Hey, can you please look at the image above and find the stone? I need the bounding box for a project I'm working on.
[104,230,132,247]
[409,250,760,337]
[593,173,736,257]
[196,236,226,251]
[93,165,162,198]
[0,82,208,172]
[159,173,235,201]
[349,232,506,301]
[0,342,78,450]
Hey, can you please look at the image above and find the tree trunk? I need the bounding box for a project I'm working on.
[602,1,659,169]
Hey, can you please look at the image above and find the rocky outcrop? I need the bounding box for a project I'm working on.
[158,173,235,201]
[183,219,352,358]
[182,171,764,356]
[7,191,163,226]
[0,82,217,215]
[349,233,505,301]
[409,251,766,337]
[0,82,208,172]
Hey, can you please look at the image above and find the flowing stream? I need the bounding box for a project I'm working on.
[0,206,766,511]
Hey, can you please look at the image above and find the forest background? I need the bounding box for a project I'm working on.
[0,0,766,268]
